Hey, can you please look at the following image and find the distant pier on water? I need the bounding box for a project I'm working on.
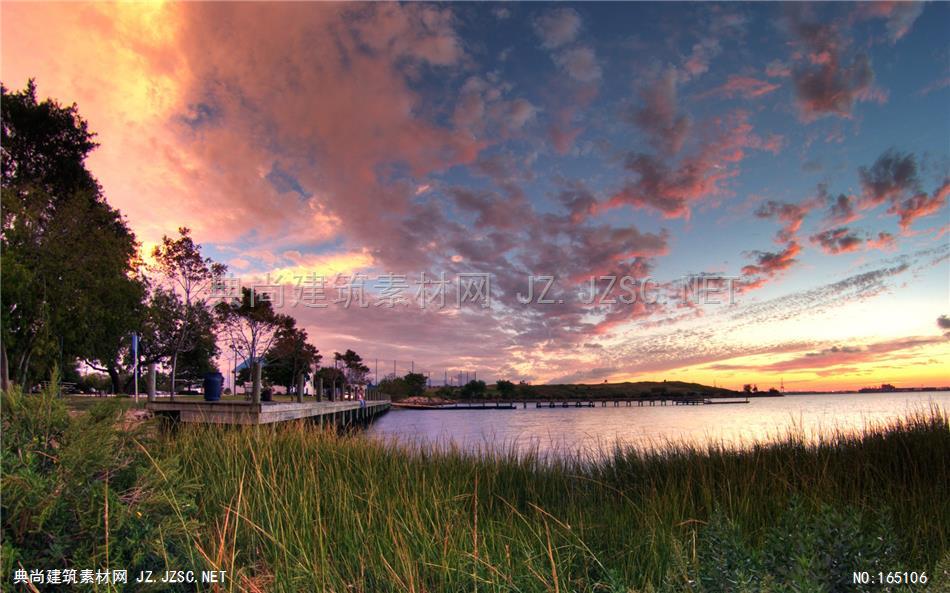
[393,393,750,410]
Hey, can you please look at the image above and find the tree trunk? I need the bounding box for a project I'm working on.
[17,348,32,393]
[107,364,120,395]
[317,377,323,402]
[251,361,262,405]
[296,372,305,403]
[0,342,9,392]
[170,351,179,399]
[147,363,157,402]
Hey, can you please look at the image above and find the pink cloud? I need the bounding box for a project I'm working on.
[866,231,897,251]
[553,46,602,83]
[609,110,781,218]
[853,1,924,44]
[544,78,598,155]
[748,335,945,373]
[532,8,581,49]
[740,241,801,291]
[683,37,721,78]
[766,60,792,78]
[703,75,781,100]
[891,179,950,232]
[918,76,950,96]
[755,199,816,243]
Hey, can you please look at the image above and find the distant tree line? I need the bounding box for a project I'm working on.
[379,379,739,402]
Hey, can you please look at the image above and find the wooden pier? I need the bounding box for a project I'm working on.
[394,401,516,410]
[147,399,391,426]
[389,394,748,410]
[530,395,708,408]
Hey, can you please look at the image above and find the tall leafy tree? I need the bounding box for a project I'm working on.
[496,379,516,398]
[174,309,220,388]
[331,349,369,398]
[263,319,321,393]
[150,227,225,394]
[215,288,286,387]
[1,81,143,391]
[403,372,428,397]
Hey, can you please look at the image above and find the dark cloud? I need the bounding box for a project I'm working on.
[632,68,690,155]
[786,6,881,120]
[610,111,774,219]
[810,227,863,254]
[859,149,949,231]
[755,199,814,242]
[556,181,599,224]
[859,148,920,207]
[448,188,534,231]
[819,183,859,225]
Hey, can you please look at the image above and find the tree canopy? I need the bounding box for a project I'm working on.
[150,227,225,393]
[263,317,321,393]
[1,81,143,391]
[215,288,287,370]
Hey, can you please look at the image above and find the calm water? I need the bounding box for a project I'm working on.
[365,392,950,457]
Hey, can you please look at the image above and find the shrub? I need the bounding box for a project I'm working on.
[1,381,203,590]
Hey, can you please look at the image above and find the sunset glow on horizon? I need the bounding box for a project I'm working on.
[3,1,948,390]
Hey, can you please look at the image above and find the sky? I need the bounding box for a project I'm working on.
[2,1,948,390]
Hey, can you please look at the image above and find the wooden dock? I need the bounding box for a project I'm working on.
[393,401,517,410]
[389,395,748,410]
[530,396,708,407]
[146,399,391,426]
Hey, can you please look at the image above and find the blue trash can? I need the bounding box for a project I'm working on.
[203,372,224,401]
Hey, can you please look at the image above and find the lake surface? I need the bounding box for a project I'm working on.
[365,392,950,458]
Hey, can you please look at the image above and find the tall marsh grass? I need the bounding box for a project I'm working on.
[166,409,950,592]
[3,385,948,592]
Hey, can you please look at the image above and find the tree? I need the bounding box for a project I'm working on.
[1,80,98,200]
[1,81,144,392]
[435,385,457,399]
[378,375,410,399]
[264,319,320,393]
[517,380,534,398]
[496,379,515,398]
[151,227,225,394]
[214,288,285,402]
[173,305,219,388]
[138,287,186,368]
[335,349,369,393]
[461,380,487,399]
[403,372,427,397]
